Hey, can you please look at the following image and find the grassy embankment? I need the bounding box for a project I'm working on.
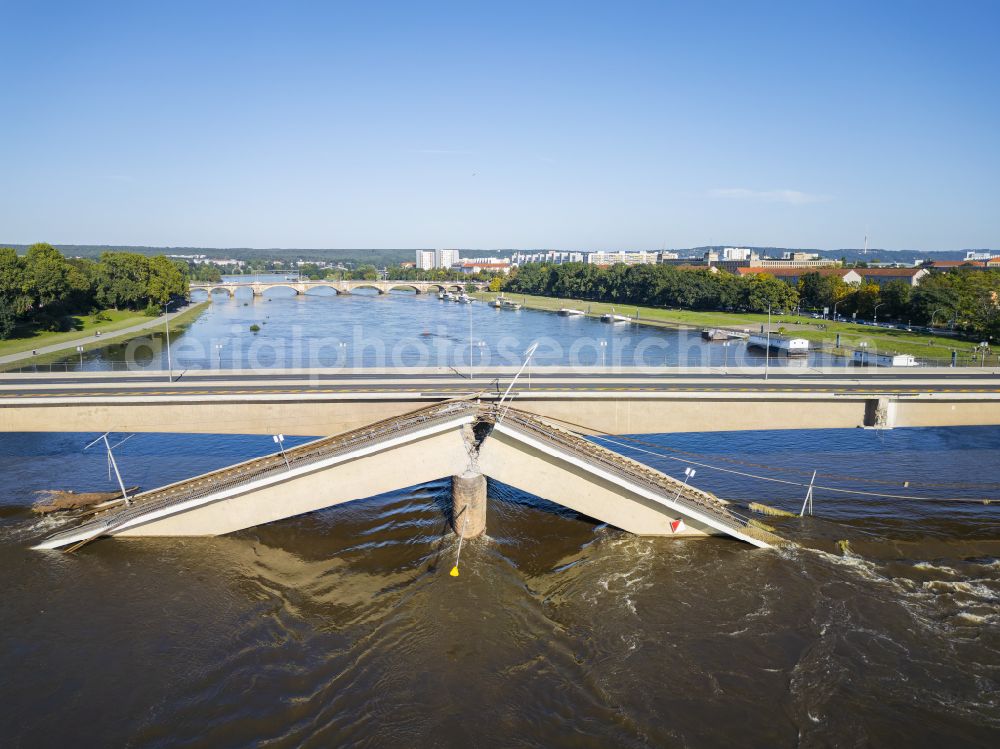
[474,291,982,364]
[0,301,210,369]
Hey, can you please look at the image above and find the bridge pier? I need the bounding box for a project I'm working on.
[864,397,896,429]
[452,471,486,538]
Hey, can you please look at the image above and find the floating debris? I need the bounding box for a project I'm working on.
[32,487,138,514]
[748,502,797,518]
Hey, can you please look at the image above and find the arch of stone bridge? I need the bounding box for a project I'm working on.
[349,284,386,295]
[387,284,424,294]
[258,284,301,296]
[298,284,340,295]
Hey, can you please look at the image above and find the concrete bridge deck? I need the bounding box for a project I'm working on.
[2,367,1000,434]
[33,401,783,551]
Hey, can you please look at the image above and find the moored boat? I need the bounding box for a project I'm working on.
[747,333,809,356]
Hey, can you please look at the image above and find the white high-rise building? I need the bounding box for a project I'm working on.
[722,247,755,261]
[415,250,435,270]
[965,251,993,261]
[587,251,660,266]
[436,249,460,268]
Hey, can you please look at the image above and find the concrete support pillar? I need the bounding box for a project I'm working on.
[864,397,896,429]
[452,471,486,538]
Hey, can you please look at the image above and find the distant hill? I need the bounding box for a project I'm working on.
[0,245,436,266]
[3,243,993,266]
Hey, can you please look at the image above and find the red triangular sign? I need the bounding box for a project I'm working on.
[670,518,686,533]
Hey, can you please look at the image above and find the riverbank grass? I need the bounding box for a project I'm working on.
[474,292,980,364]
[0,309,151,357]
[0,301,210,369]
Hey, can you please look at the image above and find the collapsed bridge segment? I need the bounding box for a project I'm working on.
[33,402,785,551]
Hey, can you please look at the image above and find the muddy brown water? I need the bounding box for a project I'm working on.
[0,427,997,748]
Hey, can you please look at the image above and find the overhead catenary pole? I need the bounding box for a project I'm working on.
[496,341,539,426]
[469,302,474,379]
[163,300,178,382]
[85,433,133,506]
[799,470,816,517]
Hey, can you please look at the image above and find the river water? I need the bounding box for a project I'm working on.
[1,288,998,747]
[49,276,851,370]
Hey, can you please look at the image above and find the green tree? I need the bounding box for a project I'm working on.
[740,274,799,313]
[0,299,17,339]
[191,263,223,282]
[24,243,71,310]
[352,264,379,281]
[0,248,33,316]
[146,255,188,305]
[95,252,151,309]
[909,272,962,326]
[879,280,912,321]
[798,272,850,311]
[849,282,882,319]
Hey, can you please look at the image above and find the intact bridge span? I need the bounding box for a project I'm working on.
[190,280,486,298]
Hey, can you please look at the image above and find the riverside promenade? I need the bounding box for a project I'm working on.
[0,302,205,368]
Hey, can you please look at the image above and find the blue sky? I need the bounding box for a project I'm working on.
[1,0,997,251]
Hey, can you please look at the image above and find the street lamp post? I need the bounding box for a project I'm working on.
[931,307,947,329]
[272,434,290,469]
[76,345,84,367]
[764,305,771,381]
[671,466,697,504]
[874,302,886,327]
[833,300,842,321]
[723,340,731,375]
[215,343,224,368]
[599,340,608,368]
[163,300,176,382]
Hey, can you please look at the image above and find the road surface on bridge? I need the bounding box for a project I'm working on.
[4,368,999,435]
[1,368,999,400]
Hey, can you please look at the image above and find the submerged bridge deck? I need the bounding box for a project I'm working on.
[34,401,784,551]
[34,401,475,550]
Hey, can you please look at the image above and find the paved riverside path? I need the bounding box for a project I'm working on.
[0,302,204,368]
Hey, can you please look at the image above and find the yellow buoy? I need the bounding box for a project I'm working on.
[450,566,460,577]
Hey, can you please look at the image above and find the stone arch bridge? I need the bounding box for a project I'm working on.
[190,280,485,298]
